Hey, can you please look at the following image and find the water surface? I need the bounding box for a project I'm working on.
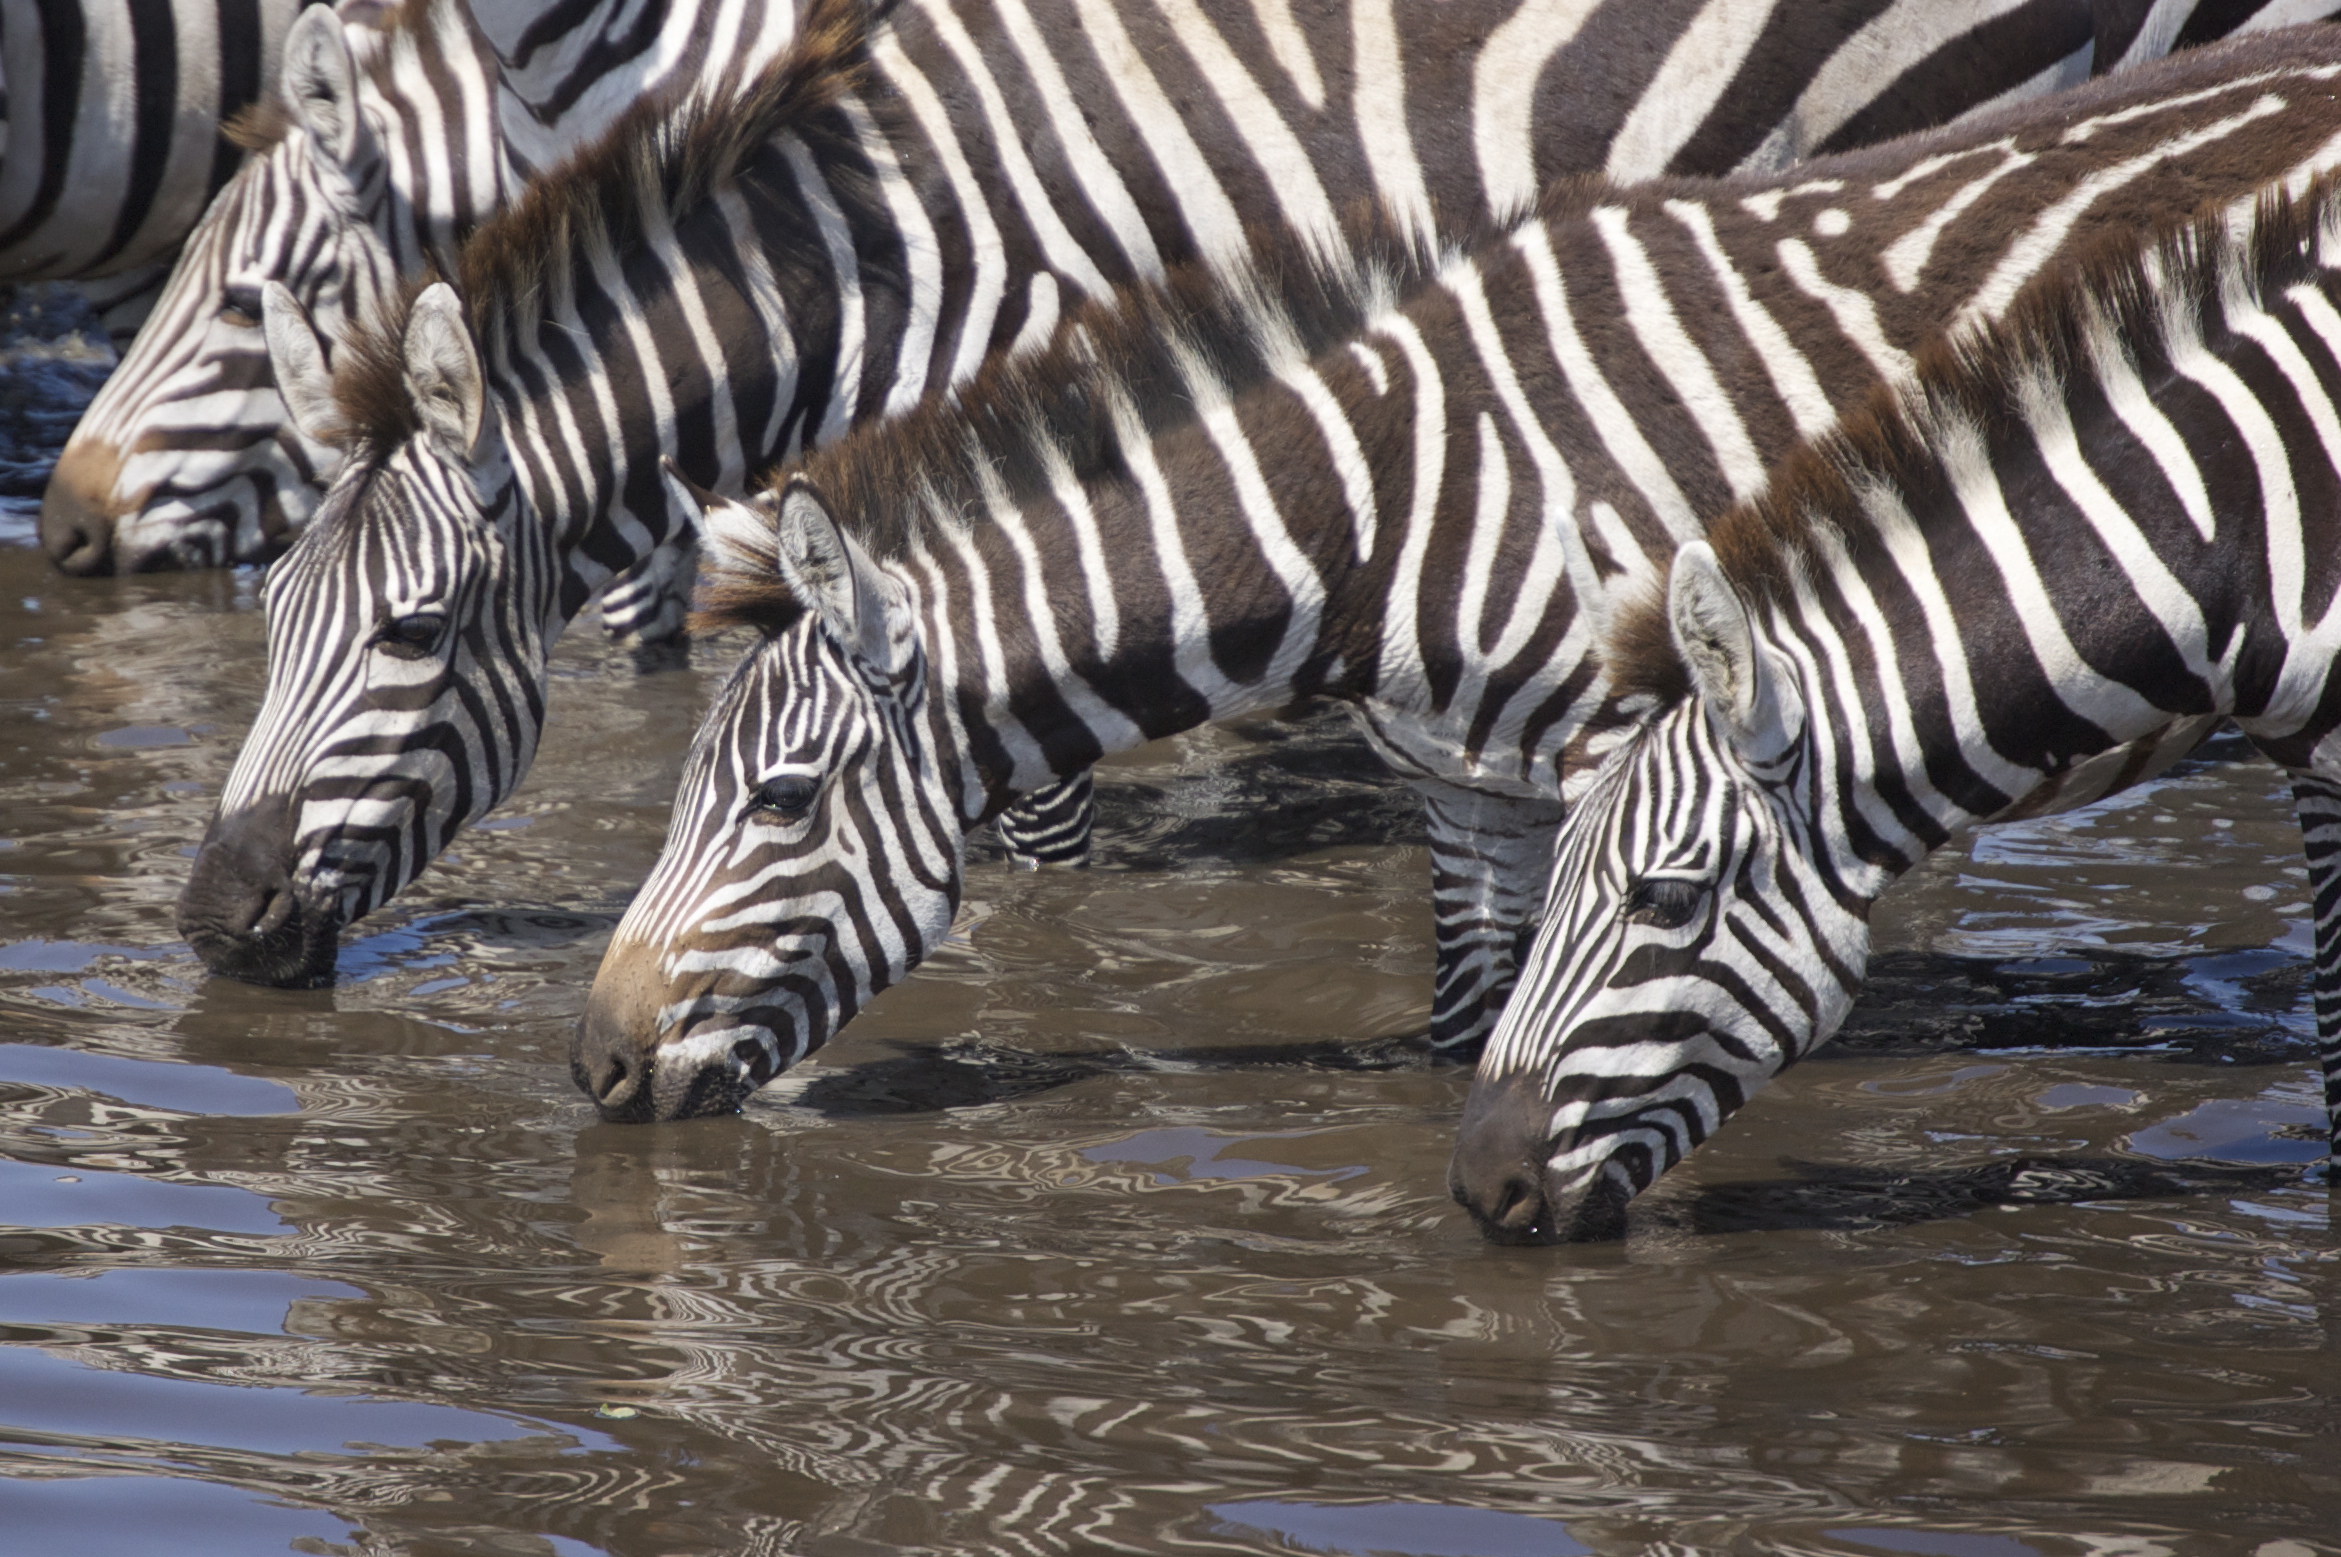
[0,489,2333,1554]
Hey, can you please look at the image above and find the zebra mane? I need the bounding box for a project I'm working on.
[1605,168,2341,710]
[693,202,1489,636]
[323,0,877,461]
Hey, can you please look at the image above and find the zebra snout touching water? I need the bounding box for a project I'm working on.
[1455,185,2341,1243]
[573,34,2341,1124]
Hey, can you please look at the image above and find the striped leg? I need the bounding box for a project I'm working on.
[994,771,1094,869]
[1414,779,1565,1053]
[2291,775,2341,1160]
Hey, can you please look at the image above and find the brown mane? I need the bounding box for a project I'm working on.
[1604,170,2341,708]
[693,202,1467,637]
[326,0,876,458]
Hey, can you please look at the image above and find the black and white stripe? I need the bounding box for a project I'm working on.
[173,0,2216,989]
[56,0,2204,582]
[38,0,805,580]
[570,32,2341,1121]
[0,0,319,339]
[1453,177,2341,1243]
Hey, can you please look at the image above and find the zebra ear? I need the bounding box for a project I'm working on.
[663,459,764,568]
[1667,542,1802,762]
[262,283,342,447]
[282,6,370,172]
[402,283,486,460]
[772,476,909,674]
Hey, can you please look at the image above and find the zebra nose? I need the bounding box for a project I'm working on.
[574,950,666,1122]
[40,438,124,575]
[176,801,341,987]
[571,1011,653,1121]
[1448,1072,1564,1244]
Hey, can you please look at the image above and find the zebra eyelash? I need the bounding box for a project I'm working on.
[1623,877,1709,931]
[741,772,823,825]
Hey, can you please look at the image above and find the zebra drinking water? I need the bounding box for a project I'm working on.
[570,34,2341,1121]
[171,0,2193,986]
[1451,177,2341,1244]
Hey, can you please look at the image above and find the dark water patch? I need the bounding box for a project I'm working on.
[1204,1498,1594,1556]
[1833,948,2313,1064]
[1665,1154,2307,1236]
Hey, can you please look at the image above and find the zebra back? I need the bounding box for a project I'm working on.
[52,0,2298,582]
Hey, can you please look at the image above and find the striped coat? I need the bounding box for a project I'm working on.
[568,33,2341,1119]
[166,0,2243,987]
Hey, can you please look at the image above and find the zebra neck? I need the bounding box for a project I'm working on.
[909,440,1378,808]
[1732,232,2341,876]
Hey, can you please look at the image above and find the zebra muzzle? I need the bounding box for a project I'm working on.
[39,439,125,576]
[1448,1072,1635,1245]
[177,800,342,988]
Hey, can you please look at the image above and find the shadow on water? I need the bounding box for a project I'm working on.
[1664,1154,2312,1236]
[778,940,2317,1123]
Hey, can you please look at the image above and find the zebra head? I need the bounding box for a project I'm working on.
[43,5,404,576]
[574,473,955,1123]
[1450,543,1869,1244]
[176,281,531,988]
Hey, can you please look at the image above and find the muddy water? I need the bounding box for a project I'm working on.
[1,483,2336,1557]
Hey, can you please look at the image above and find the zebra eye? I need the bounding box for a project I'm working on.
[747,774,819,821]
[374,612,446,660]
[220,285,265,328]
[1624,877,1706,931]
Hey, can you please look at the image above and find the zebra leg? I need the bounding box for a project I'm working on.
[1413,778,1566,1054]
[2291,774,2341,1165]
[598,527,701,670]
[993,771,1094,869]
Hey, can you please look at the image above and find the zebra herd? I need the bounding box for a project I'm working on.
[20,0,2341,1243]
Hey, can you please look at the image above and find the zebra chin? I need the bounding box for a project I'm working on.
[1447,1073,1646,1245]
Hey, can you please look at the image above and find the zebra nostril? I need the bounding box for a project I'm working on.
[1493,1175,1541,1229]
[253,885,296,938]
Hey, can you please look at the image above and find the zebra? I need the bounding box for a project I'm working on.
[29,0,2333,562]
[167,0,2222,984]
[42,0,2315,581]
[0,0,323,341]
[1450,177,2341,1245]
[567,33,2341,1122]
[36,0,807,583]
